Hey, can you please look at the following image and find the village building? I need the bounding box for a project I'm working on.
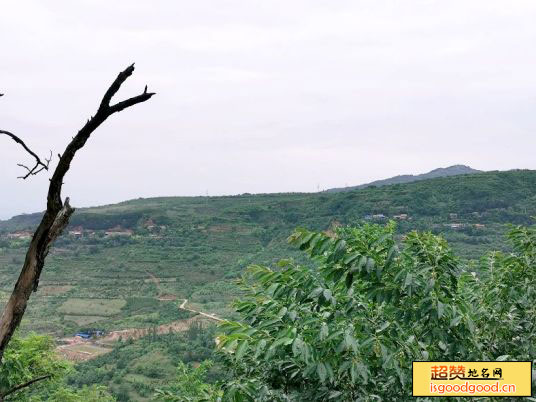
[7,230,33,240]
[75,329,105,339]
[143,219,156,230]
[445,223,465,229]
[68,226,84,236]
[104,226,133,237]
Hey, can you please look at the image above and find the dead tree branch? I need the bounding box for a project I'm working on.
[0,64,154,363]
[0,374,51,401]
[0,129,51,179]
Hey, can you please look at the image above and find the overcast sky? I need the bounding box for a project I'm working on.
[1,0,536,219]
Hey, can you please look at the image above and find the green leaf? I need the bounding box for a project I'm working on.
[255,339,267,358]
[343,253,361,265]
[404,272,413,288]
[437,301,445,319]
[320,323,329,340]
[309,287,324,299]
[450,315,462,328]
[235,340,249,360]
[376,322,390,333]
[366,257,375,273]
[292,338,303,357]
[323,289,332,301]
[328,391,343,399]
[356,362,369,382]
[317,362,327,383]
[356,255,367,271]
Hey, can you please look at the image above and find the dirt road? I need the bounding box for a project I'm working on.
[179,299,223,322]
[56,275,225,361]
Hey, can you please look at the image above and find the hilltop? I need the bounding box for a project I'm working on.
[326,164,482,192]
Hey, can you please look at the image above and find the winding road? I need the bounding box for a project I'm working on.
[179,299,223,322]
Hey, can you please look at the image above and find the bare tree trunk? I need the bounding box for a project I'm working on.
[0,64,154,363]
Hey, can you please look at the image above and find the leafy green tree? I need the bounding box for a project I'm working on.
[470,225,536,361]
[0,333,69,401]
[154,360,222,402]
[34,385,116,402]
[217,222,535,401]
[0,333,115,401]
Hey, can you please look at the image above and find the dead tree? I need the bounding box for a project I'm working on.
[0,65,154,368]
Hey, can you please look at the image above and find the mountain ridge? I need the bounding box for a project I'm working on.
[1,165,483,225]
[326,164,482,192]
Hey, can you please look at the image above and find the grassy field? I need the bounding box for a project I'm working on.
[63,315,107,326]
[58,298,127,316]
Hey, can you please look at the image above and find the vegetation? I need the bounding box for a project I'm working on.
[1,170,536,400]
[67,324,223,401]
[0,333,115,401]
[2,170,536,339]
[154,361,222,401]
[214,222,536,400]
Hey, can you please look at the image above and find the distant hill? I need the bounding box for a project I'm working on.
[326,164,482,192]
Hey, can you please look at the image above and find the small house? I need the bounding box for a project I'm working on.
[143,219,156,230]
[7,231,33,240]
[69,226,84,236]
[105,226,133,237]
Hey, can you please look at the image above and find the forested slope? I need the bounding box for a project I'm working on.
[2,169,536,400]
[0,169,535,334]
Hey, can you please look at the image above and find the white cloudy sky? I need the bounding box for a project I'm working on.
[1,0,536,219]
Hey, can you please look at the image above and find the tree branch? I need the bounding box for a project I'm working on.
[0,374,51,400]
[47,64,155,210]
[0,130,51,179]
[0,64,155,364]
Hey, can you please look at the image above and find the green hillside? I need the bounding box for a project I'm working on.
[1,169,536,333]
[1,169,536,400]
